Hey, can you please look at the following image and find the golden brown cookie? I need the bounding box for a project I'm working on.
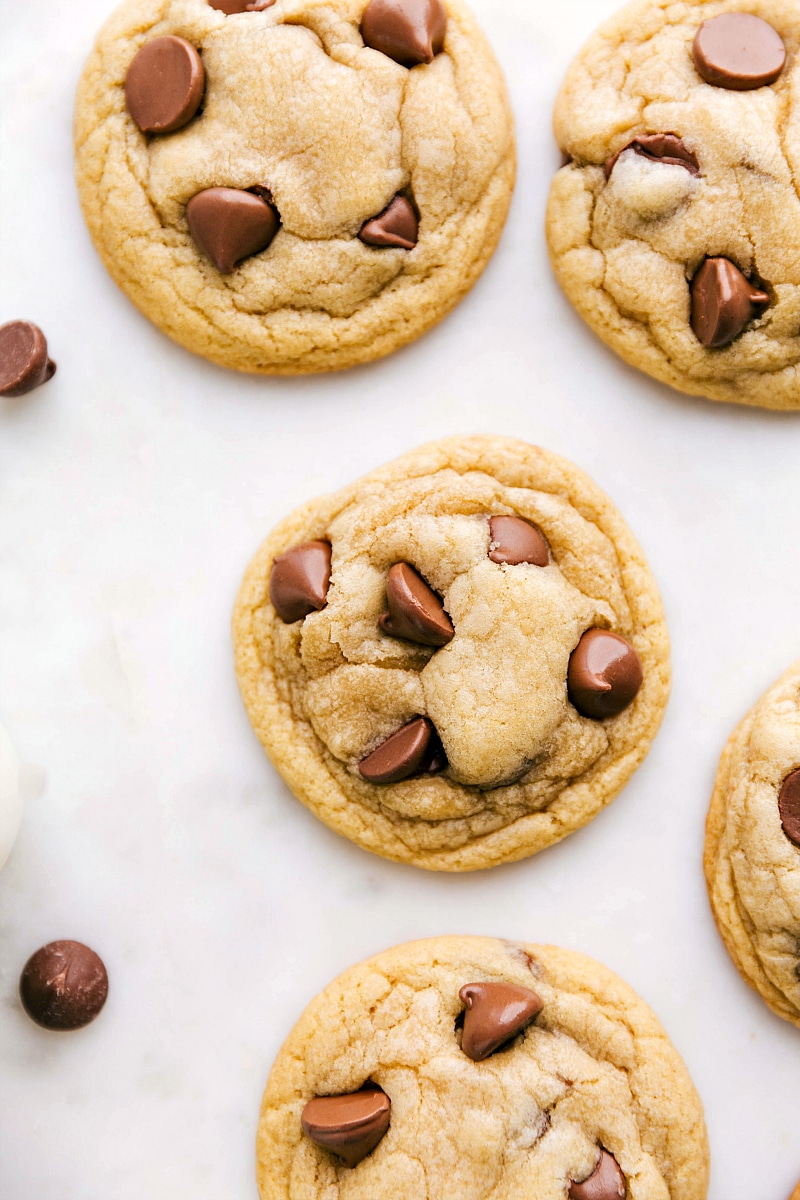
[705,659,800,1027]
[74,0,514,373]
[256,936,710,1199]
[547,0,800,409]
[233,436,670,871]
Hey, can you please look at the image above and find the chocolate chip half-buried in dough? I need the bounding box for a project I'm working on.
[269,540,331,624]
[693,13,786,91]
[208,0,274,10]
[20,941,108,1031]
[379,563,454,647]
[360,0,446,67]
[488,515,549,566]
[359,195,418,249]
[604,133,700,180]
[779,769,800,847]
[301,1085,391,1168]
[125,36,205,135]
[569,1150,627,1200]
[0,321,56,397]
[691,258,769,349]
[567,629,643,720]
[458,982,543,1061]
[186,188,280,274]
[359,716,445,784]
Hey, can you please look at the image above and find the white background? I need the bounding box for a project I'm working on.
[1,0,799,1196]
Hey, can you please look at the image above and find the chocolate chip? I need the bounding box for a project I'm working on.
[569,1149,627,1200]
[125,37,205,135]
[301,1085,391,1168]
[186,187,280,274]
[359,716,444,784]
[379,563,454,646]
[359,195,418,249]
[208,0,274,10]
[458,982,543,1062]
[488,516,549,566]
[360,0,446,66]
[0,321,56,397]
[605,133,699,180]
[567,629,643,720]
[779,769,800,847]
[20,941,108,1031]
[693,13,786,90]
[269,540,331,624]
[691,258,769,348]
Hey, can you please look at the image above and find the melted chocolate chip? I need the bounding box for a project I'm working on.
[269,541,331,623]
[360,0,446,66]
[186,187,280,273]
[302,1085,391,1168]
[208,0,275,10]
[569,1149,627,1200]
[358,716,443,784]
[691,258,769,348]
[20,941,108,1031]
[459,982,543,1061]
[488,516,549,566]
[693,13,786,91]
[567,629,643,720]
[379,563,454,646]
[0,321,56,396]
[125,36,205,134]
[779,769,800,847]
[605,133,700,180]
[359,195,418,249]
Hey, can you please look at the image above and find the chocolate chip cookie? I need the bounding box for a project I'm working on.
[233,436,670,871]
[256,936,709,1199]
[74,0,514,374]
[705,659,800,1027]
[547,1,800,410]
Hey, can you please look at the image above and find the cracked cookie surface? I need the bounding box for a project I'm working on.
[232,436,670,871]
[256,935,709,1199]
[74,0,514,374]
[705,659,800,1027]
[546,0,800,410]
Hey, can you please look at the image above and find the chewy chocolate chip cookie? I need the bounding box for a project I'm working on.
[233,436,670,871]
[547,0,800,410]
[705,659,800,1027]
[256,936,709,1199]
[74,0,514,374]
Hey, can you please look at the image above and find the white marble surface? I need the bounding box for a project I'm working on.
[2,0,800,1196]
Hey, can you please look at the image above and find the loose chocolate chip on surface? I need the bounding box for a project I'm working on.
[779,769,800,847]
[605,133,700,180]
[20,941,108,1031]
[569,1149,627,1200]
[359,195,418,249]
[488,516,549,566]
[0,321,56,397]
[360,0,446,66]
[302,1085,391,1167]
[186,187,280,274]
[459,981,543,1061]
[691,258,769,348]
[359,716,441,784]
[125,36,205,134]
[208,0,274,10]
[568,629,643,720]
[269,541,331,624]
[693,13,786,90]
[379,563,454,646]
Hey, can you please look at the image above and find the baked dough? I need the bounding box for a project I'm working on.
[233,436,670,870]
[74,0,514,373]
